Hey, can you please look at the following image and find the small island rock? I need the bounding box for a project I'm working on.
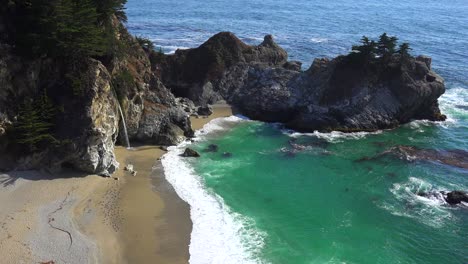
[182,148,201,157]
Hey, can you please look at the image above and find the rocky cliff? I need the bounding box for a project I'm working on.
[0,20,192,175]
[158,33,446,132]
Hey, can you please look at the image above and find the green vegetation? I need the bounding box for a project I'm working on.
[14,91,58,152]
[1,0,127,58]
[348,33,412,65]
[136,36,155,51]
[149,47,166,70]
[113,69,136,103]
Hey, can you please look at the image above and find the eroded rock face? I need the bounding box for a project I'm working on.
[158,33,446,132]
[65,60,119,176]
[159,33,288,105]
[0,22,194,174]
[220,54,446,132]
[110,22,193,146]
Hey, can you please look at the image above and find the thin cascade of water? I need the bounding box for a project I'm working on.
[117,103,131,149]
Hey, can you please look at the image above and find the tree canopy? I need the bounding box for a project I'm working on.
[1,0,127,58]
[349,33,412,65]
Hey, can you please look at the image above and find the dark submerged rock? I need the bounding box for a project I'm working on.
[182,148,201,157]
[222,152,233,158]
[358,145,468,169]
[445,191,468,205]
[203,144,219,152]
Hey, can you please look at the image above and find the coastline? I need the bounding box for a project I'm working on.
[0,103,232,263]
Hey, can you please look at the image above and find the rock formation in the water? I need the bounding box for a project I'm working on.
[445,191,468,205]
[360,145,468,169]
[158,33,446,132]
[158,32,289,105]
[182,148,200,157]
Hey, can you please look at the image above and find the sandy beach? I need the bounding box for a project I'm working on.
[0,103,232,263]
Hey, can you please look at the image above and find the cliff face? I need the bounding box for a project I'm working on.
[0,20,193,175]
[159,32,289,105]
[0,47,119,175]
[158,33,446,132]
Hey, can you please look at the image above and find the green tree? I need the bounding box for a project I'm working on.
[93,0,127,22]
[398,42,411,57]
[53,0,107,58]
[136,36,155,50]
[352,36,377,60]
[377,33,398,57]
[3,0,128,58]
[14,91,57,152]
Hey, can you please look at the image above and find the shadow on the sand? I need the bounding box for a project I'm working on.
[0,169,94,187]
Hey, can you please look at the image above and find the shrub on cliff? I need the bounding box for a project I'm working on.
[135,36,155,51]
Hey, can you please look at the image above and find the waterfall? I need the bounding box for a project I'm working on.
[117,103,131,149]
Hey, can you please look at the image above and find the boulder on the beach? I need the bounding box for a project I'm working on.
[182,148,201,157]
[124,164,134,172]
[197,105,213,116]
[445,191,468,205]
[204,144,219,152]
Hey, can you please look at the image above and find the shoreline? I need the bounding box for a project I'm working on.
[0,103,233,263]
[162,108,263,264]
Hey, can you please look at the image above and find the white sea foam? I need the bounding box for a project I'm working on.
[160,45,192,54]
[194,115,249,140]
[380,177,455,228]
[438,87,468,125]
[284,129,381,143]
[310,37,329,43]
[161,116,266,264]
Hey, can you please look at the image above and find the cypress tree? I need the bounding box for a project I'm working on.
[14,91,57,152]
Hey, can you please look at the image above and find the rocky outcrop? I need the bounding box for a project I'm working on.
[159,32,288,105]
[106,19,193,146]
[158,33,446,132]
[445,191,468,205]
[0,52,119,175]
[359,145,468,169]
[182,148,200,157]
[0,20,193,174]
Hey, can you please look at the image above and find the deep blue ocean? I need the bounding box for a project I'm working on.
[127,1,468,263]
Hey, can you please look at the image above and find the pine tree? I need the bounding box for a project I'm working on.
[53,0,107,58]
[94,0,127,23]
[352,36,377,58]
[14,91,57,153]
[377,33,398,57]
[398,43,411,57]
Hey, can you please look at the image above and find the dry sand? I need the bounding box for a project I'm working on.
[0,103,232,263]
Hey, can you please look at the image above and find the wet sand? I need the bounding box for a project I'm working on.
[191,103,234,130]
[114,146,191,264]
[0,103,233,263]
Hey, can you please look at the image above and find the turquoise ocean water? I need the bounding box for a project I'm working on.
[127,1,468,263]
